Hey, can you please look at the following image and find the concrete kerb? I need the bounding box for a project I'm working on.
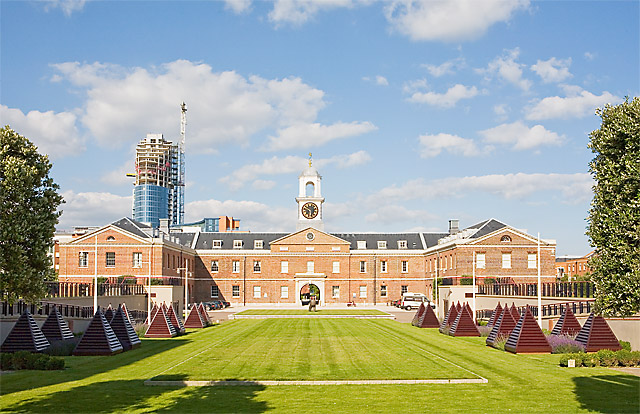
[229,314,395,320]
[144,378,488,387]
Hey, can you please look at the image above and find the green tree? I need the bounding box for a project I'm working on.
[586,97,640,317]
[0,126,63,303]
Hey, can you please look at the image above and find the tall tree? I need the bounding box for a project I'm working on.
[0,126,63,303]
[586,97,640,317]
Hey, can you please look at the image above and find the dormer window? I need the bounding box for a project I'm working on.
[254,240,264,249]
[377,241,387,249]
[398,240,407,249]
[106,236,115,241]
[501,235,512,243]
[213,240,222,249]
[357,241,366,249]
[233,240,243,249]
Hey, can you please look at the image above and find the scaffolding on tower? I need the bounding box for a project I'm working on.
[176,102,187,225]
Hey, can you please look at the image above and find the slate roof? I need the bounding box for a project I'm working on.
[331,233,426,250]
[194,232,288,250]
[468,218,508,239]
[111,218,151,239]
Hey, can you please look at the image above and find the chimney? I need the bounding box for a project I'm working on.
[449,219,460,235]
[159,218,170,235]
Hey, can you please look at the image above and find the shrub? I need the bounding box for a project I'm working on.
[134,322,148,338]
[492,334,510,351]
[44,338,81,356]
[583,354,600,367]
[547,334,586,354]
[45,357,65,370]
[478,320,488,326]
[559,353,583,367]
[0,352,65,371]
[11,351,32,370]
[460,276,473,285]
[484,277,496,285]
[619,341,631,351]
[616,350,634,367]
[1,353,14,370]
[477,325,492,337]
[597,349,618,367]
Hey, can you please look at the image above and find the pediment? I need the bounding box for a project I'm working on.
[271,227,350,246]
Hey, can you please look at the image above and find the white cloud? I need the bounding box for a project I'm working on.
[265,121,377,151]
[408,84,479,108]
[531,57,572,83]
[252,179,277,190]
[101,157,136,187]
[368,173,593,204]
[365,205,437,223]
[525,86,620,120]
[375,75,389,86]
[51,60,365,153]
[58,190,132,229]
[186,198,296,232]
[384,0,529,42]
[478,48,532,91]
[493,104,509,121]
[0,105,84,159]
[584,52,596,61]
[418,133,480,157]
[479,121,564,150]
[422,58,465,77]
[268,0,357,26]
[329,150,372,168]
[44,0,86,16]
[224,0,252,14]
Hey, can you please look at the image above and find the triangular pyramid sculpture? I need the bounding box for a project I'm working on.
[104,304,114,323]
[41,305,74,342]
[198,303,212,325]
[110,304,141,351]
[145,303,160,324]
[73,308,123,356]
[439,303,460,334]
[456,302,462,311]
[550,303,582,336]
[145,307,177,338]
[417,304,440,328]
[486,307,517,347]
[575,313,622,352]
[411,303,426,326]
[449,304,480,337]
[510,302,520,322]
[487,302,503,328]
[184,304,206,329]
[166,303,185,334]
[121,302,132,325]
[1,309,50,353]
[504,306,551,354]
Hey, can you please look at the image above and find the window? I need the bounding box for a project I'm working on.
[232,260,240,273]
[213,240,222,248]
[360,261,366,273]
[281,286,289,298]
[332,286,340,298]
[253,261,261,273]
[232,285,240,297]
[357,240,366,249]
[401,285,408,295]
[528,253,537,269]
[501,235,512,243]
[280,246,289,251]
[381,260,387,273]
[476,253,486,269]
[106,236,115,241]
[398,240,407,249]
[332,246,341,251]
[377,241,387,249]
[254,240,263,249]
[359,285,367,298]
[211,285,219,298]
[307,261,315,273]
[401,261,408,273]
[132,252,142,268]
[281,261,289,273]
[502,253,512,269]
[253,286,261,298]
[78,252,88,268]
[233,240,243,249]
[332,261,340,273]
[211,260,219,272]
[306,247,315,251]
[380,285,387,297]
[105,252,115,267]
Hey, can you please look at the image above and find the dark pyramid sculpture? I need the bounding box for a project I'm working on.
[166,303,185,333]
[551,303,582,336]
[121,302,132,325]
[73,308,123,356]
[104,304,114,323]
[449,304,480,337]
[110,304,141,351]
[487,302,503,328]
[1,309,50,353]
[575,313,622,352]
[184,304,206,329]
[198,303,212,325]
[417,304,440,328]
[509,302,520,322]
[504,306,551,354]
[486,306,517,347]
[439,303,460,334]
[411,303,426,326]
[41,305,74,342]
[145,307,177,338]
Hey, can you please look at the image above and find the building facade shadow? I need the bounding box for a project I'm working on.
[573,374,640,413]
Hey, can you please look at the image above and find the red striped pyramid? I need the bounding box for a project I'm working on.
[166,303,185,333]
[411,303,426,326]
[198,303,212,325]
[551,303,582,336]
[505,306,551,354]
[41,305,74,342]
[449,304,480,337]
[575,313,621,352]
[486,307,517,347]
[104,304,114,323]
[1,309,50,353]
[145,307,177,338]
[509,302,520,322]
[439,303,460,334]
[184,304,206,328]
[416,304,440,328]
[73,308,123,356]
[487,302,503,328]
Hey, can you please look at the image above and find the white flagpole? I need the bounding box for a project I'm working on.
[472,251,476,323]
[537,232,542,327]
[94,235,98,314]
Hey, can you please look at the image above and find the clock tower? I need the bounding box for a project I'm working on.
[296,154,325,231]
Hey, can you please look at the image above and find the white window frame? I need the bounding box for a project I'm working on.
[232,260,240,273]
[232,285,240,298]
[502,253,512,269]
[211,285,219,298]
[280,246,289,251]
[380,260,387,273]
[380,285,387,297]
[528,253,537,269]
[360,261,366,273]
[377,241,387,249]
[307,261,315,273]
[132,252,142,268]
[254,240,264,249]
[398,240,407,249]
[281,261,289,274]
[476,253,486,269]
[211,260,219,272]
[253,286,261,298]
[253,260,261,273]
[332,261,340,273]
[359,285,367,298]
[105,252,115,268]
[332,285,340,298]
[78,252,89,268]
[213,240,222,249]
[233,240,243,249]
[357,240,366,249]
[401,260,408,273]
[281,286,289,299]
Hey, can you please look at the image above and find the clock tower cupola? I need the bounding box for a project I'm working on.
[296,153,325,231]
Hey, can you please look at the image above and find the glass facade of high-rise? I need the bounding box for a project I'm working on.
[133,184,169,227]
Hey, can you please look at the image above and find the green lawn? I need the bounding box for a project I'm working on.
[1,319,638,413]
[234,309,388,315]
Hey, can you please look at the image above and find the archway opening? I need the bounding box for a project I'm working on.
[300,283,320,306]
[306,182,315,197]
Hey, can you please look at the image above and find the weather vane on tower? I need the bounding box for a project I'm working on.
[308,152,312,167]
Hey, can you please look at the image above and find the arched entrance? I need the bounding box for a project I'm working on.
[300,283,320,306]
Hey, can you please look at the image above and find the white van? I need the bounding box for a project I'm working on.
[400,293,434,311]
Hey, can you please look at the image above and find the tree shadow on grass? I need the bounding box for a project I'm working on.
[573,374,640,413]
[3,378,269,413]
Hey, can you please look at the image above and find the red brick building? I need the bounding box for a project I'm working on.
[556,251,595,280]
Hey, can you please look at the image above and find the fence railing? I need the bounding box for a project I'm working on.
[45,282,146,298]
[477,281,594,298]
[1,300,148,323]
[476,300,594,321]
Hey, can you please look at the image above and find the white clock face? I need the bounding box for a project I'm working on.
[301,202,318,219]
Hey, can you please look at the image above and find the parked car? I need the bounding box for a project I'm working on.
[400,293,434,311]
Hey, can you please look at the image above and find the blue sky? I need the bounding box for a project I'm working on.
[2,0,638,255]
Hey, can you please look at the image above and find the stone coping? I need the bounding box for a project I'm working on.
[145,378,488,386]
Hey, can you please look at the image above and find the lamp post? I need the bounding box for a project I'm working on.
[537,233,542,327]
[472,251,476,323]
[177,267,189,317]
